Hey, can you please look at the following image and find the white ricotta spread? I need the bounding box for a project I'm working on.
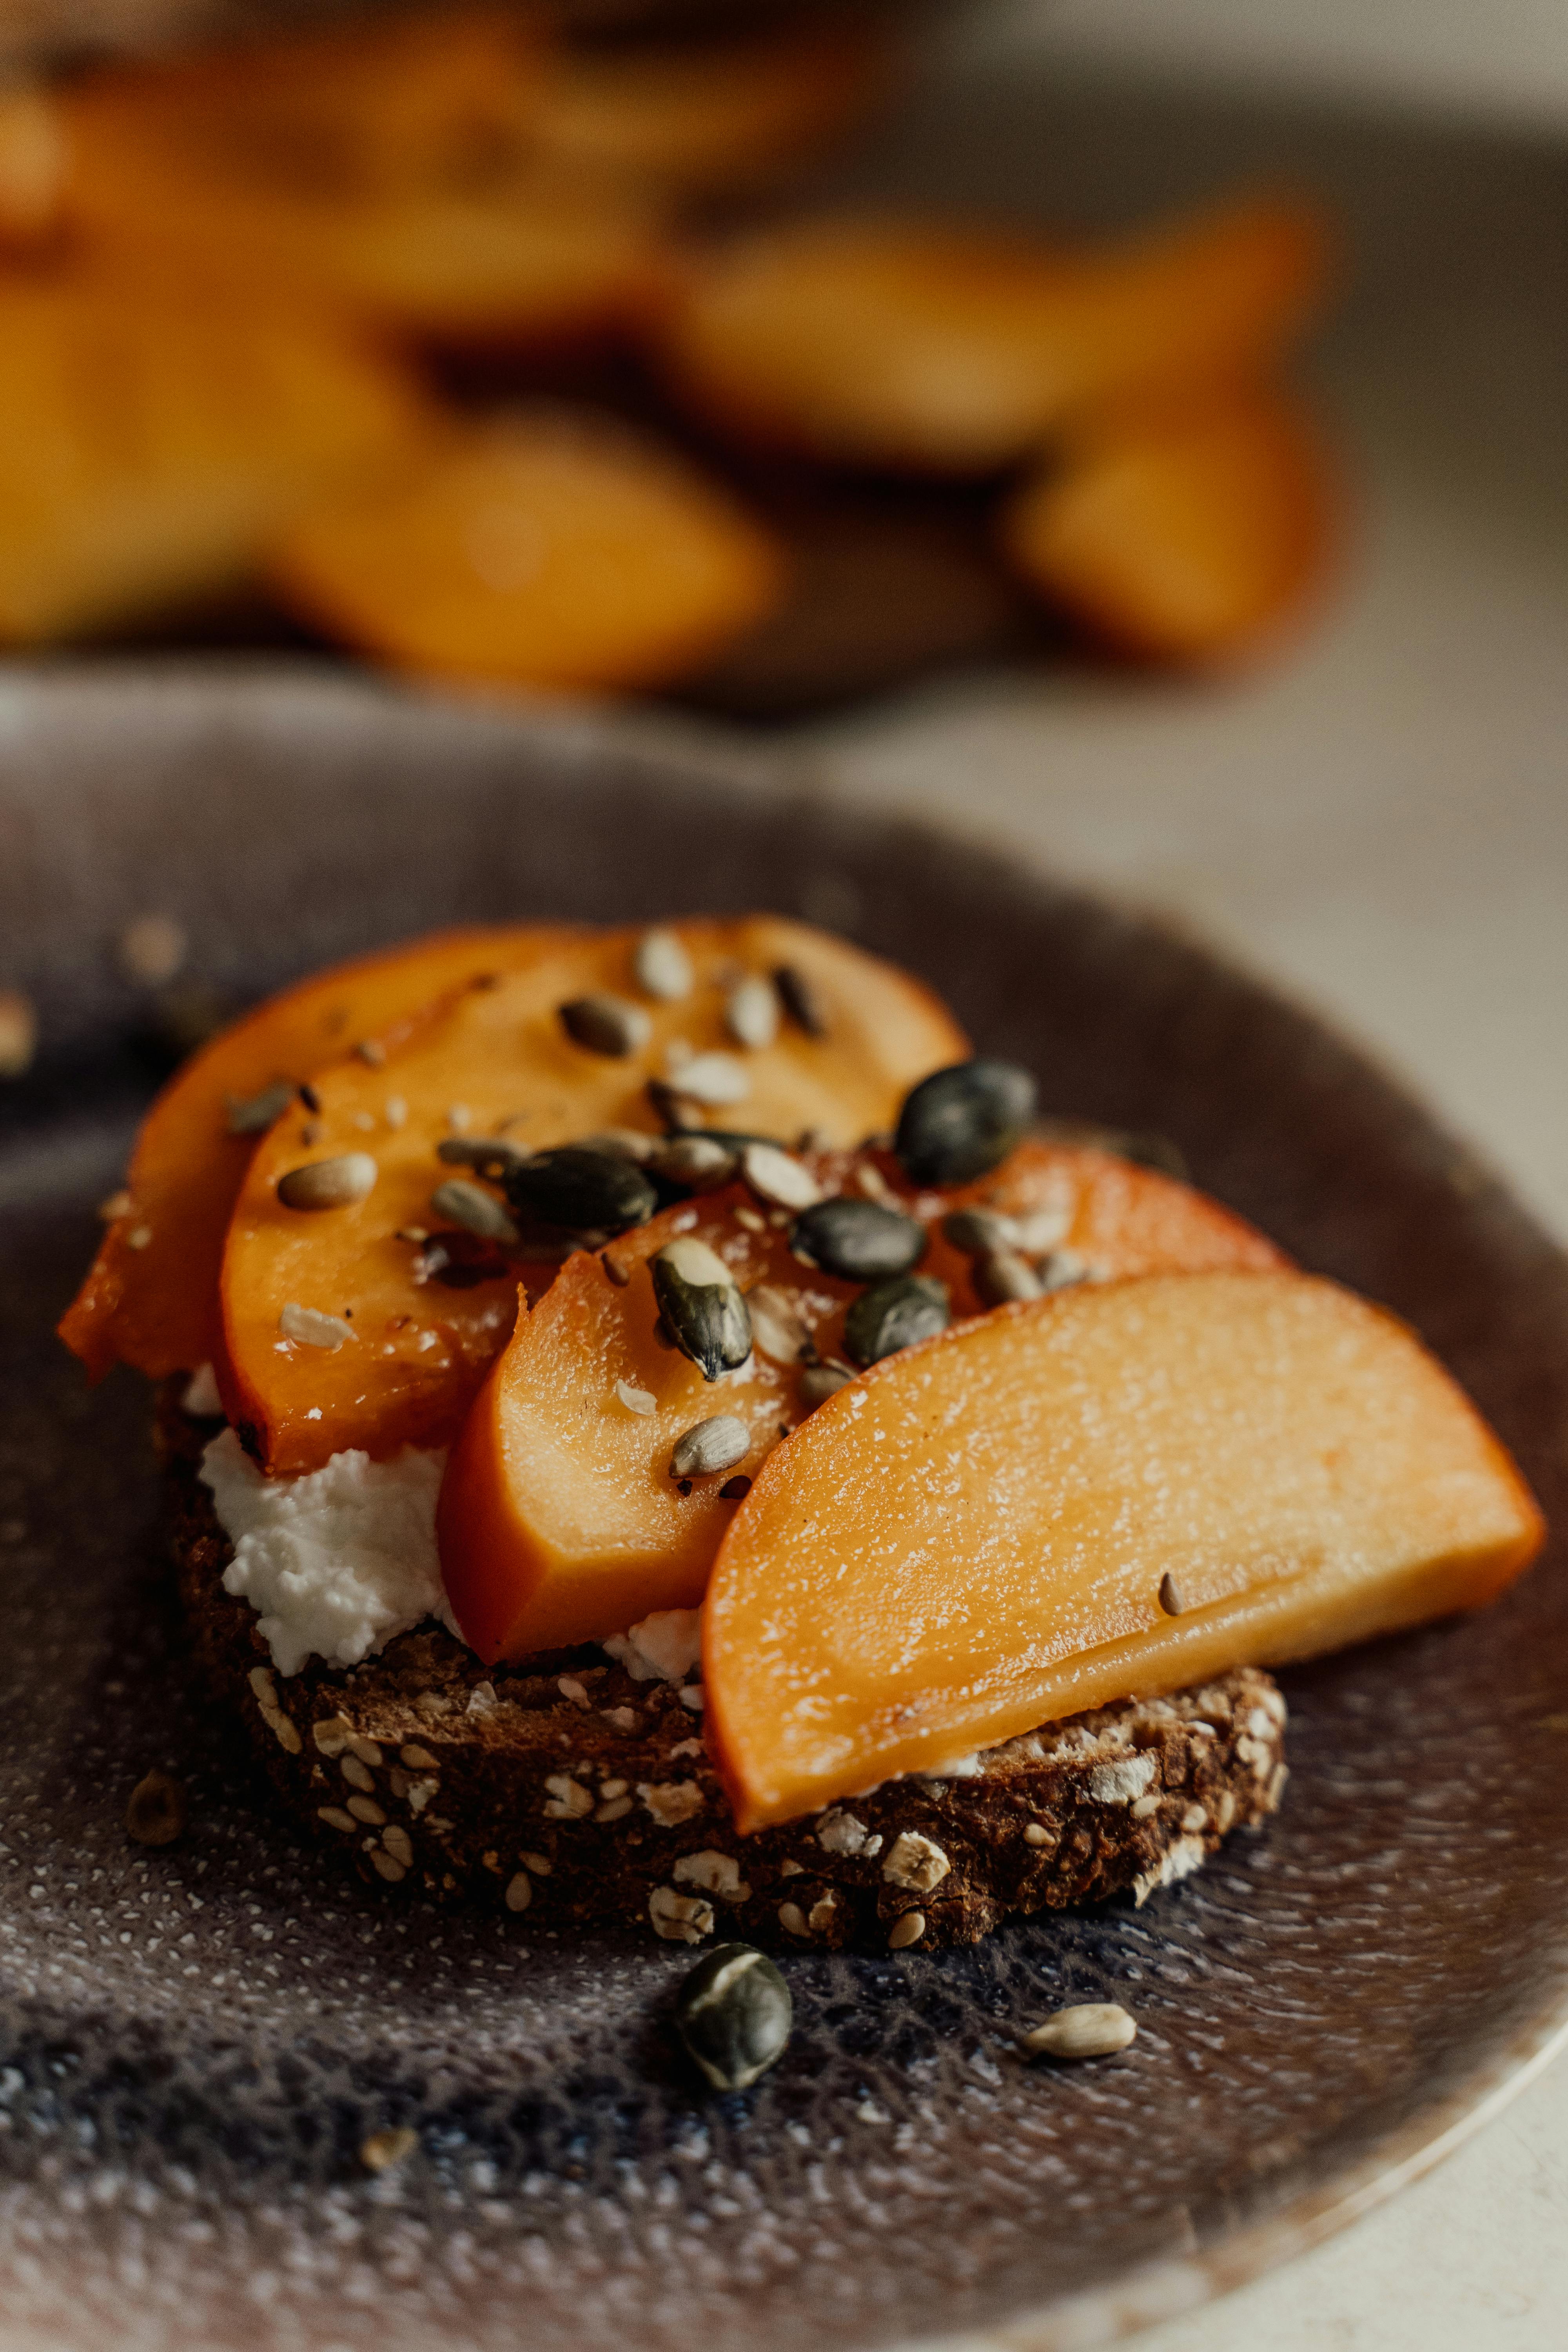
[200,1428,458,1677]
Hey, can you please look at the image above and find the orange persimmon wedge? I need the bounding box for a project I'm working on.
[705,1270,1544,1830]
[219,918,968,1473]
[1001,390,1337,663]
[658,196,1330,474]
[0,85,66,250]
[267,412,784,692]
[60,924,584,1385]
[438,1141,1282,1662]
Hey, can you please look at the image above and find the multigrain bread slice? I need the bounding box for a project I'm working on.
[158,1385,1288,1951]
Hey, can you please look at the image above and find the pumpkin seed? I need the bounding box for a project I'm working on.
[894,1060,1038,1186]
[673,1051,750,1107]
[633,927,693,1002]
[800,1362,853,1407]
[559,992,653,1058]
[650,1135,739,1191]
[278,1152,378,1210]
[773,962,829,1038]
[792,1196,926,1282]
[505,1147,657,1236]
[1022,2003,1137,2060]
[974,1248,1043,1306]
[670,1415,750,1479]
[437,1135,532,1181]
[675,1942,792,2092]
[740,1142,822,1212]
[940,1205,1021,1258]
[653,1237,752,1381]
[225,1078,296,1137]
[844,1274,949,1367]
[124,1767,186,1847]
[430,1179,519,1246]
[746,1283,809,1364]
[726,974,780,1052]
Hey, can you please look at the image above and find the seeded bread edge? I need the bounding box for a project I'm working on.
[158,1384,1288,1953]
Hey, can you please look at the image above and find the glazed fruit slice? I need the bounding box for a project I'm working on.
[219,918,968,1473]
[705,1270,1544,1829]
[59,924,583,1385]
[267,413,784,692]
[1002,391,1336,662]
[658,197,1330,474]
[437,1141,1282,1661]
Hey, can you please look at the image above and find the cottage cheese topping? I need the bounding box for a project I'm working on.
[200,1428,458,1677]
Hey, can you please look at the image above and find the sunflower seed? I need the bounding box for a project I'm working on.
[895,1061,1038,1186]
[800,1362,853,1407]
[616,1379,657,1416]
[1041,1248,1091,1291]
[940,1205,1021,1258]
[741,1142,822,1212]
[844,1275,949,1367]
[1158,1572,1187,1616]
[793,1196,926,1283]
[278,1153,377,1211]
[774,963,829,1038]
[579,1127,657,1163]
[560,993,652,1058]
[506,1147,657,1236]
[1022,2003,1137,2060]
[124,1768,186,1847]
[430,1178,519,1245]
[650,1135,739,1190]
[671,1052,750,1108]
[746,1283,808,1364]
[225,1079,294,1137]
[653,1238,751,1381]
[675,1943,791,2091]
[974,1248,1044,1305]
[670,1415,750,1479]
[726,975,780,1052]
[279,1302,354,1350]
[436,1135,532,1181]
[633,927,693,1002]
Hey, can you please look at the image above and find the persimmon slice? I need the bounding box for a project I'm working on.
[267,412,784,691]
[437,1140,1282,1662]
[706,1270,1544,1829]
[0,86,65,250]
[60,926,583,1385]
[1001,390,1337,662]
[220,918,968,1473]
[659,196,1330,474]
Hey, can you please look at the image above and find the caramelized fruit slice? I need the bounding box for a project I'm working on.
[437,1141,1282,1662]
[1002,391,1336,662]
[659,198,1329,474]
[532,20,895,198]
[706,1270,1544,1829]
[220,918,969,1472]
[60,925,583,1384]
[267,413,784,691]
[0,270,429,644]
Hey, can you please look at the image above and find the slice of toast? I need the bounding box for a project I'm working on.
[158,1385,1287,1951]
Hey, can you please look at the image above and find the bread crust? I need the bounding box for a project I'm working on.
[159,1385,1287,1951]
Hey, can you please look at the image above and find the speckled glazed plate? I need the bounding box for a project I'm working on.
[2,664,1568,2352]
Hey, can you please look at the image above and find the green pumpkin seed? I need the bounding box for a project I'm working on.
[505,1147,657,1236]
[675,1942,793,2093]
[653,1237,751,1381]
[436,1136,532,1181]
[670,1415,750,1479]
[559,992,653,1058]
[799,1362,853,1407]
[430,1179,519,1246]
[773,963,829,1038]
[633,927,693,1003]
[650,1135,739,1191]
[844,1274,949,1367]
[894,1060,1037,1186]
[792,1196,926,1282]
[940,1205,1020,1258]
[226,1079,296,1138]
[278,1152,378,1210]
[973,1248,1043,1305]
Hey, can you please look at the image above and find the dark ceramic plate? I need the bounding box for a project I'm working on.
[2,665,1567,2352]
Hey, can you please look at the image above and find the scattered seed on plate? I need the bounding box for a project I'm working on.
[437,1135,531,1180]
[844,1275,949,1367]
[670,1415,750,1479]
[773,963,829,1038]
[430,1178,519,1245]
[741,1141,822,1212]
[895,1060,1038,1186]
[579,1127,657,1163]
[651,1134,738,1190]
[792,1196,926,1282]
[633,927,693,1002]
[726,974,780,1051]
[800,1362,853,1407]
[560,992,652,1058]
[887,1911,926,1949]
[360,2126,419,2173]
[746,1283,809,1365]
[1158,1572,1187,1616]
[278,1153,377,1211]
[1022,2003,1137,2059]
[117,913,187,987]
[670,1051,750,1108]
[616,1379,657,1416]
[719,1474,752,1500]
[974,1248,1044,1305]
[225,1079,294,1138]
[506,1146,657,1236]
[1041,1248,1091,1291]
[279,1302,355,1350]
[124,1767,186,1846]
[602,1252,631,1287]
[941,1205,1021,1258]
[653,1238,752,1380]
[675,1942,793,2092]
